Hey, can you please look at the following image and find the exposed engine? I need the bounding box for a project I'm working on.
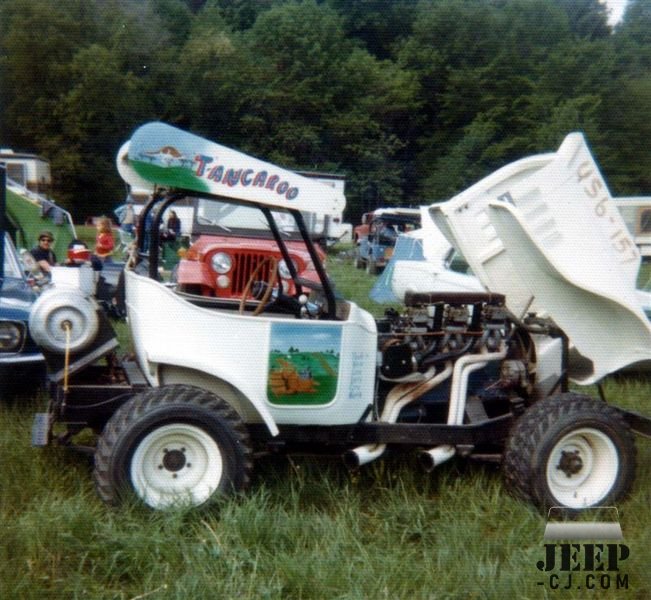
[376,292,535,399]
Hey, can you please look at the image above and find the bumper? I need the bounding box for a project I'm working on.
[0,353,46,396]
[0,352,45,365]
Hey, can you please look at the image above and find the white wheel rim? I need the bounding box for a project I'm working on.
[130,423,224,509]
[546,427,619,509]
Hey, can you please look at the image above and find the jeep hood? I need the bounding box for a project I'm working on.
[429,133,651,384]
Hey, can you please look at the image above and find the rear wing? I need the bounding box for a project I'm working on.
[429,132,651,384]
[117,122,345,218]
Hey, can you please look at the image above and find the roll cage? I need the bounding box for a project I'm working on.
[136,189,338,319]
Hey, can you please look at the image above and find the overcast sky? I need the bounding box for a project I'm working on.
[604,0,628,25]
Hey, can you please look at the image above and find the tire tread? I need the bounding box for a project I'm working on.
[502,393,636,510]
[94,385,253,506]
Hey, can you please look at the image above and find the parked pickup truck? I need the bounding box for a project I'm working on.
[354,208,421,274]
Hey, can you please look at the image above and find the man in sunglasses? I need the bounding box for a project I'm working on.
[31,230,57,273]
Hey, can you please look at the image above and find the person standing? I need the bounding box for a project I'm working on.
[120,198,136,235]
[161,210,181,242]
[94,217,115,261]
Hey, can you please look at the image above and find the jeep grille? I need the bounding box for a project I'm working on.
[232,253,274,294]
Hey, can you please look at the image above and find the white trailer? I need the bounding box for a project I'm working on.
[613,197,651,258]
[0,149,52,193]
[297,172,352,244]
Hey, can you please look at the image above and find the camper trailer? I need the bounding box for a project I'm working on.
[0,149,52,194]
[0,149,75,259]
[613,197,651,258]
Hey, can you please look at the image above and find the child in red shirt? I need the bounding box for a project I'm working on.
[95,216,115,260]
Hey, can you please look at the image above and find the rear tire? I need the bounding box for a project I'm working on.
[94,385,252,509]
[503,394,635,511]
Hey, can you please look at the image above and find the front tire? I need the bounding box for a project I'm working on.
[94,385,252,509]
[503,394,636,511]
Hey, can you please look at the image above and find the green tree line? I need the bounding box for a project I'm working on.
[1,0,650,221]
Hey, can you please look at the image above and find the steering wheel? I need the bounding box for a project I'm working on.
[239,256,279,316]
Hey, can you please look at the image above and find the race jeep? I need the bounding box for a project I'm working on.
[30,122,651,511]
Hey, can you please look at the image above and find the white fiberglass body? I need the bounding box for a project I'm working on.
[125,269,377,431]
[118,122,377,432]
[429,132,651,384]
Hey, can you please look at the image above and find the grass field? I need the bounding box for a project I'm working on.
[2,248,651,599]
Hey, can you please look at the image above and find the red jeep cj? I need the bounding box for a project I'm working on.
[176,197,325,299]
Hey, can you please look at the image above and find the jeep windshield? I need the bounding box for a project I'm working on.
[3,234,24,279]
[193,197,306,240]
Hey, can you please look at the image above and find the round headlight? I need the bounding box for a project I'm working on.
[210,252,232,274]
[278,259,297,279]
[0,322,23,352]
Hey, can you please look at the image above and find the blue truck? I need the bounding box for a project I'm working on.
[0,166,46,398]
[355,208,421,274]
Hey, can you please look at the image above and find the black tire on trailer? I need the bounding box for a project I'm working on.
[502,393,636,511]
[94,385,253,509]
[354,255,364,269]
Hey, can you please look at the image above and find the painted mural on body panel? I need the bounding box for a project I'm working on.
[267,322,341,406]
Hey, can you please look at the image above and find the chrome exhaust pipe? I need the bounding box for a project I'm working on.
[343,444,385,469]
[344,364,452,469]
[418,345,507,474]
[419,445,456,472]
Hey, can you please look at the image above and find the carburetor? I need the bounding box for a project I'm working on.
[377,292,511,381]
